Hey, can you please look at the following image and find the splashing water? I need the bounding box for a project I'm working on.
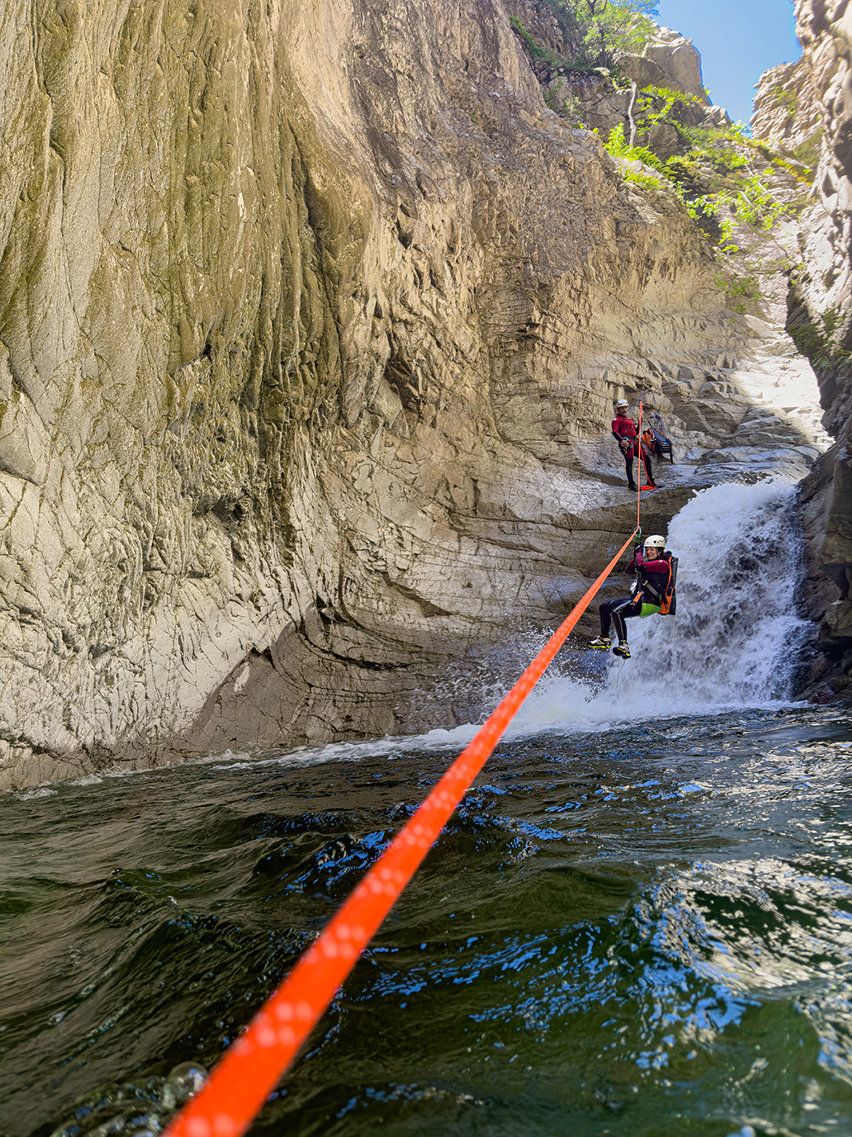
[512,479,810,735]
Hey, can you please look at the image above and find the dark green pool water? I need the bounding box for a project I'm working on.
[3,705,852,1137]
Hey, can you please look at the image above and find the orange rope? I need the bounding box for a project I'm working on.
[637,399,654,498]
[163,526,640,1137]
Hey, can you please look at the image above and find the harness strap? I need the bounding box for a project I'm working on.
[658,558,674,613]
[613,595,638,614]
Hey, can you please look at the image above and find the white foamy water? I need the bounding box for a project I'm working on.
[510,478,810,735]
[169,480,811,778]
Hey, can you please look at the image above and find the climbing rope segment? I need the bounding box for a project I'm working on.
[636,398,642,528]
[637,400,654,497]
[164,527,640,1137]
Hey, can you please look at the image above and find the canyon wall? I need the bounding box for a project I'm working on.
[756,0,852,697]
[0,0,781,789]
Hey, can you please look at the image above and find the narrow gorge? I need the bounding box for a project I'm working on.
[0,0,849,792]
[10,6,852,1136]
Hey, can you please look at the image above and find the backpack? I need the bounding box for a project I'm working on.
[646,416,674,463]
[658,554,678,615]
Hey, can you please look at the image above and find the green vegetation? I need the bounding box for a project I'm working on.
[511,2,659,77]
[775,87,799,117]
[788,307,852,371]
[793,129,822,175]
[716,273,761,314]
[546,0,659,72]
[604,122,662,169]
[510,0,819,314]
[572,0,659,70]
[635,84,700,120]
[596,91,817,311]
[508,16,567,67]
[601,123,666,187]
[542,78,585,125]
[601,114,801,242]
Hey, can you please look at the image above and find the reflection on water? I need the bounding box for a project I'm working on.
[2,706,852,1137]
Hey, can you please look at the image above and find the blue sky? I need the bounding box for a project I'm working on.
[655,0,801,126]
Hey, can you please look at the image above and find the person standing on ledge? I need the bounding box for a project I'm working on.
[588,534,674,659]
[612,399,657,491]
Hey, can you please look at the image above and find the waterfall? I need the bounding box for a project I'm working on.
[188,480,815,767]
[511,478,812,734]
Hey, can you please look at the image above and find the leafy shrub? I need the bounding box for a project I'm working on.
[603,123,665,171]
[536,0,660,71]
[518,0,807,300]
[717,272,761,313]
[788,308,852,370]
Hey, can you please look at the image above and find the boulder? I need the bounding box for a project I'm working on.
[642,27,710,103]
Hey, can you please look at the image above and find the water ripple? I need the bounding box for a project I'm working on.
[4,707,852,1137]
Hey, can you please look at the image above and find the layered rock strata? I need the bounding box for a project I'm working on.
[751,56,824,165]
[756,1,852,697]
[0,0,796,789]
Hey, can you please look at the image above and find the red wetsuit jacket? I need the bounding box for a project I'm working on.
[612,416,649,461]
[628,548,671,606]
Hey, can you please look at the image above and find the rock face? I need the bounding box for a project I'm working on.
[0,0,800,790]
[757,1,852,698]
[789,0,852,433]
[751,57,824,162]
[506,5,720,141]
[624,26,710,105]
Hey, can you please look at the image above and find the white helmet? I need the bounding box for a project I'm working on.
[644,534,665,550]
[615,398,629,408]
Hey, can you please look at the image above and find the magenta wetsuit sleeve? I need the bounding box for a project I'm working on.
[633,551,670,597]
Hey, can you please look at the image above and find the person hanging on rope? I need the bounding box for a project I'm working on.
[612,399,657,491]
[588,534,674,659]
